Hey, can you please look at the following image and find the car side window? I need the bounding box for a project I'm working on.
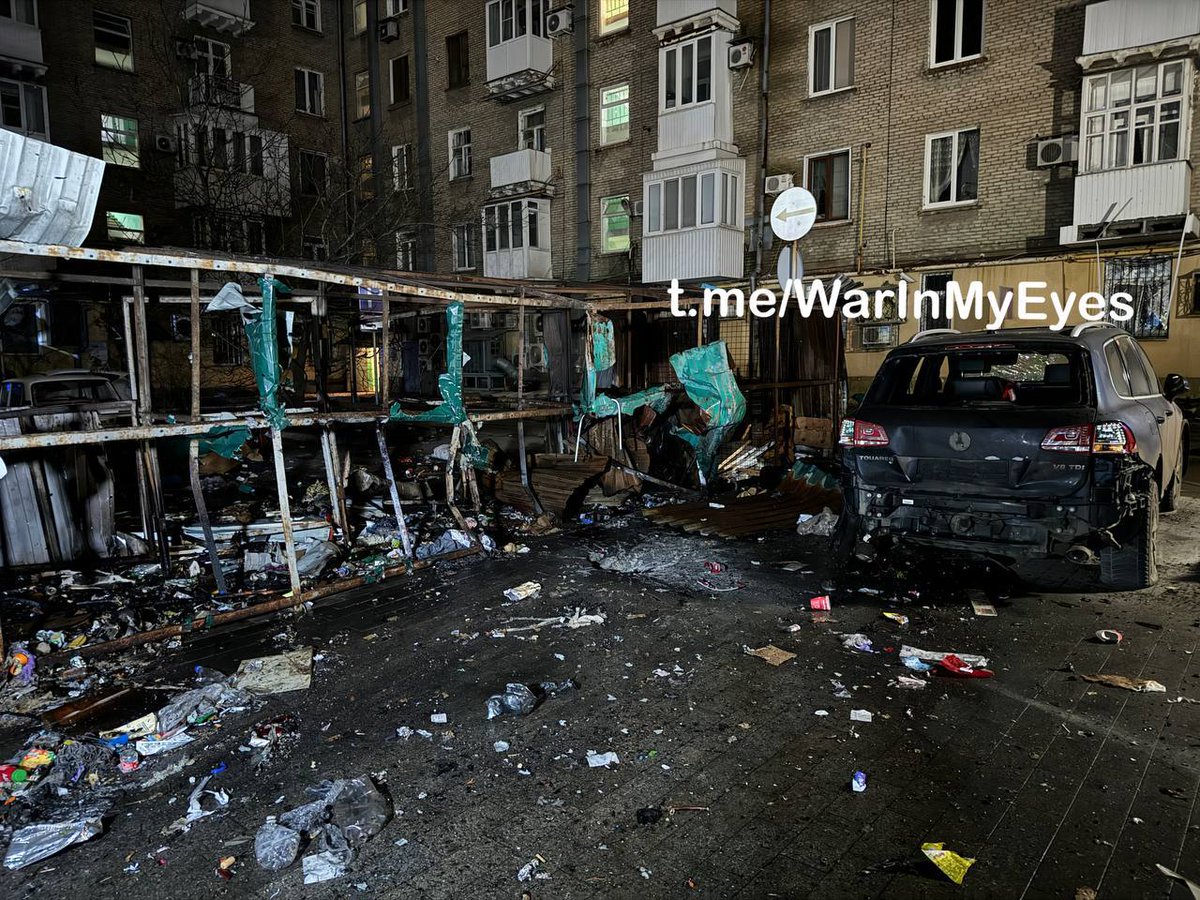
[1104,341,1132,397]
[1119,337,1160,397]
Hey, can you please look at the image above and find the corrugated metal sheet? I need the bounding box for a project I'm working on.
[1083,0,1200,55]
[1073,161,1192,224]
[0,129,105,246]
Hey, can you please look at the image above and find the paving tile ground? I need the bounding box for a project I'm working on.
[2,493,1200,899]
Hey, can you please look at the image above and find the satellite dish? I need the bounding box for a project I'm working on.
[770,187,818,242]
[777,246,803,287]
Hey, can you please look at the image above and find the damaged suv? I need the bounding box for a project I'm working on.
[838,324,1190,589]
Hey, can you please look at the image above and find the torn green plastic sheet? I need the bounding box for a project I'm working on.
[669,341,746,480]
[197,426,251,459]
[203,277,290,430]
[577,316,669,420]
[389,302,466,425]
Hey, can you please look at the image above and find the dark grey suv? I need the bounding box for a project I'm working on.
[838,323,1190,589]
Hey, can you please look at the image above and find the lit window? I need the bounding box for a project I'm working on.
[392,143,414,191]
[0,79,47,137]
[449,127,472,179]
[353,0,367,34]
[810,17,854,95]
[519,107,545,151]
[390,56,410,104]
[94,10,133,71]
[600,196,630,253]
[599,0,628,35]
[925,128,979,207]
[291,0,320,30]
[805,150,850,221]
[355,70,370,119]
[662,36,711,110]
[106,211,144,244]
[1082,61,1187,173]
[452,224,475,270]
[295,68,324,115]
[931,0,983,66]
[100,114,139,167]
[600,84,629,145]
[358,153,374,200]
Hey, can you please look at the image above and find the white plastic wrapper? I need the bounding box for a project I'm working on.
[3,817,103,870]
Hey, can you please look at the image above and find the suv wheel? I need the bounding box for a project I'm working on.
[1100,485,1159,590]
[1161,450,1184,514]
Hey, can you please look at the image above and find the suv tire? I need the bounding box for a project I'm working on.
[1100,486,1159,590]
[1161,450,1183,514]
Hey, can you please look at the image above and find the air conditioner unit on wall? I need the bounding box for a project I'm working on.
[631,199,644,217]
[546,8,572,37]
[764,173,793,195]
[379,20,400,42]
[728,39,755,69]
[154,134,177,153]
[1036,135,1078,168]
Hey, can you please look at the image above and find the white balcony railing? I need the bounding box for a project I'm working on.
[486,33,552,85]
[183,0,254,35]
[0,19,44,69]
[1072,161,1191,224]
[483,246,552,280]
[490,148,551,190]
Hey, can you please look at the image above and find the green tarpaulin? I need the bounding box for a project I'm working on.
[389,302,467,425]
[669,341,746,481]
[197,425,251,459]
[203,277,289,430]
[577,315,669,421]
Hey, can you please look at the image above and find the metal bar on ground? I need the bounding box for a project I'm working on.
[188,438,227,595]
[376,424,414,559]
[321,427,351,542]
[270,427,302,596]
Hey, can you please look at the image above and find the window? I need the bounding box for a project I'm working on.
[1106,256,1172,339]
[100,114,138,167]
[358,153,375,200]
[353,0,367,34]
[291,0,320,30]
[0,79,47,137]
[600,196,630,253]
[449,127,472,179]
[298,150,326,195]
[303,235,327,261]
[519,107,545,151]
[920,272,953,330]
[931,0,983,66]
[810,17,854,95]
[924,127,979,207]
[295,68,324,115]
[194,38,230,77]
[396,233,417,270]
[599,0,628,35]
[242,133,265,176]
[806,150,850,221]
[384,0,409,15]
[390,56,410,104]
[452,223,475,270]
[647,171,734,233]
[447,31,470,89]
[1,1,37,25]
[482,199,548,253]
[392,143,414,190]
[354,70,370,119]
[94,11,133,71]
[663,35,711,110]
[106,211,144,244]
[1081,61,1188,173]
[600,84,629,145]
[487,0,543,47]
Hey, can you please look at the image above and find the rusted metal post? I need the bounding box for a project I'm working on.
[190,268,201,420]
[321,426,350,542]
[380,293,390,409]
[376,424,414,558]
[133,266,169,568]
[188,438,227,594]
[269,427,302,596]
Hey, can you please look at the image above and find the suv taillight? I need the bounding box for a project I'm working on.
[839,418,890,448]
[1041,422,1136,454]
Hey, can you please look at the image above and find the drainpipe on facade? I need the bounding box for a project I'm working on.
[367,0,384,222]
[573,4,591,282]
[413,0,434,272]
[335,0,351,214]
[752,0,772,283]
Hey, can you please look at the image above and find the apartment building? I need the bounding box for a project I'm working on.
[761,0,1200,391]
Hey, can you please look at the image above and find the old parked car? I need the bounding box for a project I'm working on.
[0,372,135,425]
[838,323,1190,589]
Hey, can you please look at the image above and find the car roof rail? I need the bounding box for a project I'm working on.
[908,328,961,344]
[1069,322,1117,338]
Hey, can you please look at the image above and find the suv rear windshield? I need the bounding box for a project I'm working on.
[866,344,1089,408]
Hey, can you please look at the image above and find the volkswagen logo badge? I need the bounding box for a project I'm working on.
[949,431,971,451]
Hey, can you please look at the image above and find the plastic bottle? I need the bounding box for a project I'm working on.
[118,746,140,774]
[193,665,227,685]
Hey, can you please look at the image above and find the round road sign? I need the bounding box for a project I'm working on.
[770,187,818,242]
[777,246,803,286]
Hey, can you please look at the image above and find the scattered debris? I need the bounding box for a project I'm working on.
[851,771,867,793]
[1094,629,1123,644]
[922,842,976,885]
[881,612,909,626]
[1080,674,1167,693]
[809,595,831,611]
[900,645,989,668]
[970,598,998,617]
[3,816,104,870]
[850,709,873,723]
[1156,864,1200,900]
[937,655,995,679]
[232,647,314,695]
[796,507,839,536]
[586,751,620,768]
[743,644,797,666]
[842,634,875,654]
[503,581,542,603]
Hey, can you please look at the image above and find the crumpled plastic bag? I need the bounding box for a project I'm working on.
[4,816,103,869]
[156,682,253,732]
[486,682,539,720]
[255,819,301,871]
[796,507,839,536]
[302,823,353,884]
[330,778,390,848]
[279,780,346,832]
[922,842,976,885]
[295,539,339,577]
[415,529,473,560]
